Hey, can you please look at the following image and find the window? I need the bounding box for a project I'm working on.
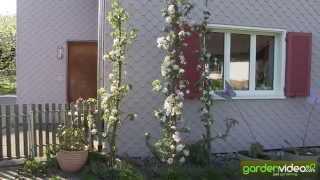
[206,25,286,99]
[256,35,275,90]
[230,34,250,90]
[206,32,224,90]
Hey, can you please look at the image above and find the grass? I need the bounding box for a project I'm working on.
[0,75,16,95]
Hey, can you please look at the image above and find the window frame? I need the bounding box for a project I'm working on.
[207,24,287,99]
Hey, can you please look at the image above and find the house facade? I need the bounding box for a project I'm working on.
[16,0,320,156]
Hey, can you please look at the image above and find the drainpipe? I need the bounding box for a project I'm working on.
[97,0,106,152]
[98,0,106,89]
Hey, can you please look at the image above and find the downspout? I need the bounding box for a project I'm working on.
[97,0,106,152]
[98,0,106,89]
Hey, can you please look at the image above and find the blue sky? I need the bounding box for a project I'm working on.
[0,0,16,16]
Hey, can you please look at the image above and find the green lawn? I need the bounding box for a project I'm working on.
[0,75,16,95]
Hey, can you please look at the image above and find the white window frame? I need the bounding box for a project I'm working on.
[207,24,287,99]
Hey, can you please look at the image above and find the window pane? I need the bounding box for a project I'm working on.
[206,32,224,90]
[230,34,250,90]
[256,35,274,90]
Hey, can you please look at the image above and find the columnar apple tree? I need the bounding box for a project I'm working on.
[101,0,137,167]
[146,0,193,166]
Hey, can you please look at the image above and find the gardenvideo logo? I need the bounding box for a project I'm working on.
[241,160,317,177]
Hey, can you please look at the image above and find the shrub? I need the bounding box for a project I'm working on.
[82,152,144,180]
[22,158,48,177]
[157,165,224,180]
[57,125,87,151]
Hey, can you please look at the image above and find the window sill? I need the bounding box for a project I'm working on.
[0,95,17,98]
[212,91,286,100]
[230,95,286,100]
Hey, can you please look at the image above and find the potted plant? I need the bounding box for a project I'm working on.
[56,125,88,172]
[238,143,272,161]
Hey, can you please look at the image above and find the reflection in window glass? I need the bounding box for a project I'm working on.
[230,34,250,90]
[206,32,224,90]
[256,35,274,90]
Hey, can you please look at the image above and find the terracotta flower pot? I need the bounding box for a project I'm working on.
[57,150,88,173]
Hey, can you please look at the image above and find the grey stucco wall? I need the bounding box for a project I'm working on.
[16,0,98,104]
[114,0,320,156]
[17,0,320,156]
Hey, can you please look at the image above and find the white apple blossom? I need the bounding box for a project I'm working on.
[178,31,190,39]
[205,64,210,73]
[201,107,209,115]
[110,84,117,93]
[179,55,186,64]
[102,132,107,138]
[113,38,120,46]
[172,132,181,143]
[109,73,114,80]
[173,64,179,70]
[179,157,186,163]
[111,109,118,115]
[166,34,174,42]
[170,145,175,150]
[153,84,162,92]
[160,116,167,123]
[167,158,174,165]
[164,55,171,62]
[144,132,150,137]
[157,37,169,50]
[166,16,173,24]
[168,4,175,15]
[91,129,98,135]
[162,88,168,93]
[183,149,190,156]
[172,106,182,116]
[154,111,160,118]
[179,84,186,89]
[176,90,184,98]
[160,67,168,77]
[164,95,176,116]
[208,90,214,95]
[133,114,138,118]
[176,144,185,152]
[109,115,117,122]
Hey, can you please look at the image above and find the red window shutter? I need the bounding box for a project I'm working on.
[182,30,201,99]
[285,32,312,97]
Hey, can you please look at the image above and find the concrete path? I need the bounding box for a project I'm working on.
[0,166,80,180]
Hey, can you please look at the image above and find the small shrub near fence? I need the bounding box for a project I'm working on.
[0,102,103,160]
[0,69,16,95]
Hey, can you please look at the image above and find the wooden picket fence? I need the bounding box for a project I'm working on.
[0,103,103,160]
